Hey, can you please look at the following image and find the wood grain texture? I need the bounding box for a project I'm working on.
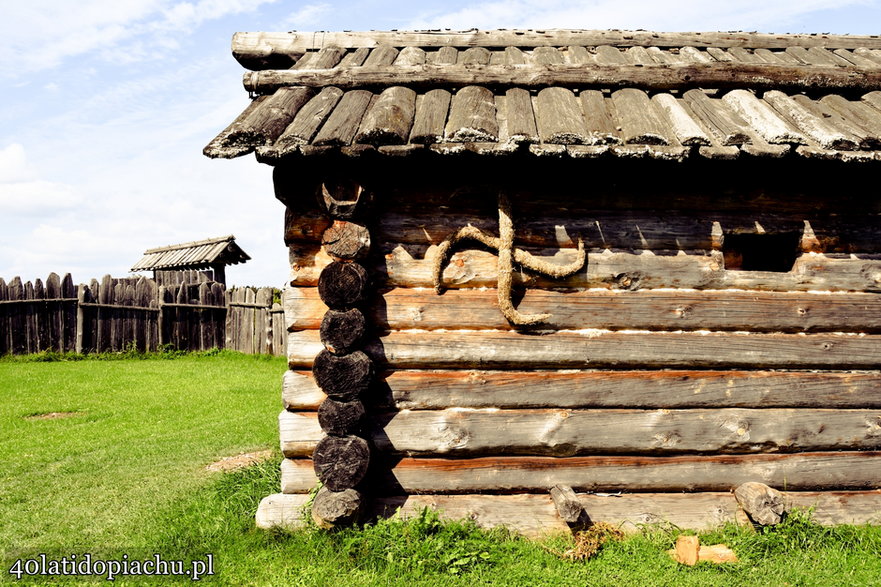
[256,490,881,536]
[317,261,368,309]
[321,220,371,260]
[319,308,366,355]
[611,89,671,144]
[354,86,416,145]
[535,87,588,144]
[312,349,372,400]
[286,287,881,333]
[244,62,881,94]
[272,87,343,153]
[280,408,881,457]
[504,88,539,143]
[282,368,881,411]
[233,31,881,59]
[281,452,881,494]
[445,86,498,141]
[313,434,370,490]
[312,90,374,146]
[289,329,881,370]
[409,89,452,144]
[288,246,881,293]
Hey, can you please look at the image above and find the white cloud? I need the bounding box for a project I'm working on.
[281,3,332,29]
[408,0,875,32]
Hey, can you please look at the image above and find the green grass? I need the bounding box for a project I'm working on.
[2,354,880,585]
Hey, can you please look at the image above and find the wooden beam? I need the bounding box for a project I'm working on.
[285,287,881,333]
[280,408,881,458]
[282,369,881,411]
[288,329,881,370]
[244,63,881,94]
[281,452,881,494]
[256,490,881,537]
[233,31,881,61]
[288,245,881,293]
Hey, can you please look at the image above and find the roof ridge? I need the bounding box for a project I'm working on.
[143,235,235,254]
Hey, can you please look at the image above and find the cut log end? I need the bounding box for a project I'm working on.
[311,486,364,529]
[318,398,366,436]
[318,262,369,310]
[313,349,373,400]
[313,435,371,491]
[322,220,372,260]
[320,308,367,355]
[550,484,585,524]
[734,482,787,526]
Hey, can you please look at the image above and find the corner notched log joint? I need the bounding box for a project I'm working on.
[433,192,586,326]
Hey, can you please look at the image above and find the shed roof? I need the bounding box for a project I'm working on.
[204,29,881,163]
[130,235,250,272]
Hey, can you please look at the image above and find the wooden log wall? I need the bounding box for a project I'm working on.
[261,161,881,534]
[0,274,286,356]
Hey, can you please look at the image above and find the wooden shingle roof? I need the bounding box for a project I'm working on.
[130,235,250,272]
[204,29,881,163]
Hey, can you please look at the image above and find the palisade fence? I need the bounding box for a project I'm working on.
[0,273,286,356]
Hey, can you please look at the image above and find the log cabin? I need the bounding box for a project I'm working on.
[205,29,881,536]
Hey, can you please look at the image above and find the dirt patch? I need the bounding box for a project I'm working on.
[205,449,274,473]
[24,411,82,421]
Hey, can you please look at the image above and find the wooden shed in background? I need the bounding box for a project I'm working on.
[205,29,881,535]
[130,235,250,286]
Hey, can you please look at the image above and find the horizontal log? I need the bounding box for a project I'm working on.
[284,207,881,254]
[288,245,881,292]
[279,408,881,457]
[256,490,881,537]
[286,287,881,333]
[281,452,881,494]
[282,369,881,411]
[244,63,881,94]
[288,329,881,370]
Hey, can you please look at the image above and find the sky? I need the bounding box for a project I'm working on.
[2,1,881,288]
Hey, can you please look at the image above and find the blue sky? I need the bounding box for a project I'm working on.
[2,1,880,287]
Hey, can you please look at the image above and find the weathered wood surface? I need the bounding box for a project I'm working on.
[312,349,372,400]
[286,287,881,333]
[317,261,369,309]
[318,179,372,220]
[312,434,370,490]
[445,86,498,142]
[244,63,881,94]
[256,491,881,536]
[312,90,374,146]
[279,408,881,457]
[505,88,539,143]
[354,86,417,145]
[535,88,588,144]
[321,220,371,260]
[282,369,881,411]
[319,308,366,354]
[287,246,881,292]
[233,31,881,63]
[288,329,881,370]
[612,89,671,144]
[409,89,452,144]
[272,87,344,151]
[311,486,363,529]
[550,485,585,523]
[317,398,365,436]
[735,482,786,525]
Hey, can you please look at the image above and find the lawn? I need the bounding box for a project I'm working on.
[1,352,880,585]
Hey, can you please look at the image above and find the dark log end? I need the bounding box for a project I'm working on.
[318,179,372,219]
[320,308,367,354]
[322,220,371,260]
[318,398,366,436]
[318,262,369,309]
[313,435,371,491]
[311,486,363,529]
[734,482,787,526]
[313,349,373,400]
[550,484,587,525]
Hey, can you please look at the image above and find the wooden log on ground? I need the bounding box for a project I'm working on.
[282,368,881,411]
[311,486,364,529]
[289,329,881,370]
[286,287,881,333]
[256,490,881,537]
[317,262,369,309]
[288,246,881,293]
[319,308,367,354]
[312,435,370,491]
[312,349,372,400]
[735,482,787,525]
[280,404,881,457]
[281,452,881,493]
[244,63,881,94]
[550,485,585,523]
[321,220,371,260]
[318,398,366,436]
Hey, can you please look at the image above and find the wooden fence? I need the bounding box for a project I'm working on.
[0,273,285,356]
